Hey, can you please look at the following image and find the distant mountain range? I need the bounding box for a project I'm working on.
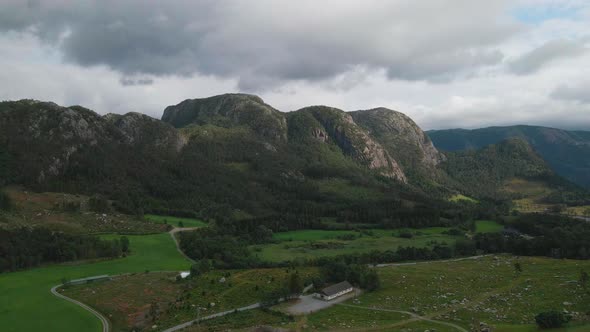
[0,94,587,222]
[428,126,590,189]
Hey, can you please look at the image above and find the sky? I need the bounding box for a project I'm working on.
[0,0,589,130]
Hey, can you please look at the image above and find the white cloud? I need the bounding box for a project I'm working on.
[0,1,589,131]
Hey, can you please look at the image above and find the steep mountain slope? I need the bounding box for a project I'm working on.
[0,96,433,226]
[351,108,445,181]
[2,95,586,227]
[428,126,590,188]
[0,100,183,189]
[287,106,406,182]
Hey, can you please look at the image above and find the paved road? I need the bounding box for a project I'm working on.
[161,302,263,332]
[338,304,468,332]
[50,284,110,332]
[163,284,312,332]
[169,227,200,264]
[373,254,490,268]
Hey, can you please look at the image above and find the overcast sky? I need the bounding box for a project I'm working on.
[1,0,589,130]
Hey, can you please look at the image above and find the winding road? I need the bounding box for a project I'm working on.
[49,226,199,332]
[50,284,110,332]
[169,227,200,264]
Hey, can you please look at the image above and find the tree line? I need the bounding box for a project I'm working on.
[0,228,129,272]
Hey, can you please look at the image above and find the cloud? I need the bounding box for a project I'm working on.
[551,81,590,103]
[0,0,519,90]
[119,77,154,86]
[1,1,590,131]
[509,38,587,75]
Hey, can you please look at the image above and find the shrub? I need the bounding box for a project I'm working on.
[535,310,570,328]
[0,191,12,210]
[398,231,413,239]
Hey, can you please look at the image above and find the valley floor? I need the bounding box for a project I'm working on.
[0,233,192,332]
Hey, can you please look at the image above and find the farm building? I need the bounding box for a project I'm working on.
[68,275,111,285]
[314,281,354,301]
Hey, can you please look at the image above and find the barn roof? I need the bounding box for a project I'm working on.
[320,281,353,296]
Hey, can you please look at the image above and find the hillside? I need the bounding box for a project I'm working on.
[0,95,446,228]
[442,138,590,207]
[428,125,590,188]
[1,95,588,227]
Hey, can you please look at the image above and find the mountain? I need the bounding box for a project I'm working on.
[442,137,590,208]
[1,95,586,225]
[428,125,590,188]
[0,95,445,225]
[351,108,445,182]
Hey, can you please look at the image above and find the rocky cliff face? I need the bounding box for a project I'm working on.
[292,106,407,182]
[0,94,453,187]
[0,100,184,185]
[162,93,287,141]
[105,112,186,152]
[351,108,445,175]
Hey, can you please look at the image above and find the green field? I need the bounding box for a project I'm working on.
[254,227,459,262]
[0,233,191,332]
[144,214,208,228]
[305,255,590,331]
[475,220,504,233]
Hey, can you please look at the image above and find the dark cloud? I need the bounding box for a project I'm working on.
[509,39,587,75]
[119,77,154,86]
[0,0,519,90]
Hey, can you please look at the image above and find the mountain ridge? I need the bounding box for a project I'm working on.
[428,125,590,188]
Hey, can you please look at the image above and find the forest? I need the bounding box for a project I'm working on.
[0,228,129,272]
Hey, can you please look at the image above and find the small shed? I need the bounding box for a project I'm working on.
[179,271,190,279]
[314,281,354,301]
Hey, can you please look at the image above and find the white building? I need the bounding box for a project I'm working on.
[313,281,354,301]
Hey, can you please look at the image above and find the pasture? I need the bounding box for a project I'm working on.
[0,233,191,332]
[475,220,504,233]
[253,227,460,263]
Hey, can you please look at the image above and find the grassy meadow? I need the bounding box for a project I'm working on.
[475,220,504,233]
[305,255,590,331]
[0,233,191,332]
[252,227,461,263]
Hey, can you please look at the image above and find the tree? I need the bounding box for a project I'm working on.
[534,310,570,328]
[513,262,522,275]
[120,236,130,253]
[287,273,303,296]
[190,260,211,277]
[580,270,589,291]
[88,195,110,213]
[361,270,380,291]
[178,221,184,227]
[0,191,11,211]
